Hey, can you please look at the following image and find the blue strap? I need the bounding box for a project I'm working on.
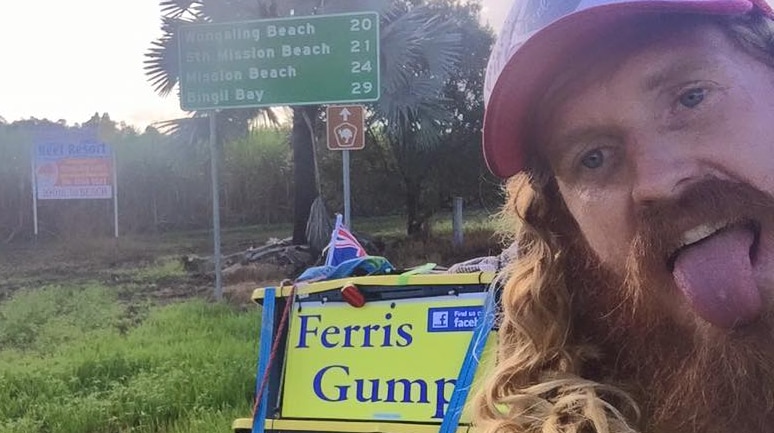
[252,287,276,433]
[439,286,497,433]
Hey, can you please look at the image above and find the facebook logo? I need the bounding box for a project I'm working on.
[427,306,482,332]
[431,311,449,328]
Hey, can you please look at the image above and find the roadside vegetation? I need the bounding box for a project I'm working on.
[0,285,258,433]
[0,215,503,433]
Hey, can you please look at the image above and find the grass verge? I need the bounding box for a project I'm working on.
[0,285,260,433]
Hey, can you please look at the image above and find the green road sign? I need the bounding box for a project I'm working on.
[177,12,380,110]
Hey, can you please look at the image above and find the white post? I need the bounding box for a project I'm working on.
[343,149,351,229]
[31,148,39,237]
[112,148,119,238]
[210,112,223,301]
[453,196,464,247]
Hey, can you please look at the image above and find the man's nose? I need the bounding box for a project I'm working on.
[630,138,704,206]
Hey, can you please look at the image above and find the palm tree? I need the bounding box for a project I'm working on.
[368,3,462,236]
[144,0,462,239]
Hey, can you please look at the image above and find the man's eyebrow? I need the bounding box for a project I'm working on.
[641,57,715,92]
[548,126,619,155]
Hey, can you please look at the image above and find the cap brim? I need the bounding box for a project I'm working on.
[483,0,756,179]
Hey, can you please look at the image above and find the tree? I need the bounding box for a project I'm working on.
[419,0,499,216]
[366,1,473,236]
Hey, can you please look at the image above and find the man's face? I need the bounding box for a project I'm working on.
[541,21,774,329]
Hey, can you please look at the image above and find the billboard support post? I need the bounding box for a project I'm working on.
[31,147,39,237]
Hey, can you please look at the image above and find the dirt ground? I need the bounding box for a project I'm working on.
[0,236,252,307]
[0,226,505,308]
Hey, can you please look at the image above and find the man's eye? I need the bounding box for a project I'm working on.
[678,87,706,108]
[580,149,605,169]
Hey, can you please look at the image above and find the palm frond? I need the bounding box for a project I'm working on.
[379,5,462,94]
[379,7,426,96]
[266,0,320,17]
[415,13,463,79]
[160,0,202,18]
[154,108,280,144]
[154,114,206,142]
[144,16,199,97]
[317,0,391,15]
[144,38,178,97]
[254,107,282,127]
[374,4,464,150]
[199,0,265,22]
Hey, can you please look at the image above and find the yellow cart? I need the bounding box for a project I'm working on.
[232,271,499,433]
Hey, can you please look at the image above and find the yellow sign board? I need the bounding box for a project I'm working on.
[281,292,497,423]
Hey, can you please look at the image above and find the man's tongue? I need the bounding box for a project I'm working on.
[672,226,760,328]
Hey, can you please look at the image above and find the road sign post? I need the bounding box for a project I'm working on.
[326,104,365,228]
[342,150,351,229]
[210,112,223,301]
[177,12,380,110]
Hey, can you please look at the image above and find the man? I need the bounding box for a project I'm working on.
[473,0,774,432]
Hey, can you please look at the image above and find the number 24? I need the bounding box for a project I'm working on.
[351,61,372,74]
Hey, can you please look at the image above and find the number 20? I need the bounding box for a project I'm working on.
[350,18,373,31]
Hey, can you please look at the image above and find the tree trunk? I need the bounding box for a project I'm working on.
[291,106,318,245]
[405,177,426,238]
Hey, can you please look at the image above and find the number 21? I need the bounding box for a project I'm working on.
[350,40,371,53]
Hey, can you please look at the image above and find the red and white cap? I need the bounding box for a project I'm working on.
[482,0,774,179]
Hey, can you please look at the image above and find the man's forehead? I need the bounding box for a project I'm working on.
[536,21,733,146]
[640,56,718,93]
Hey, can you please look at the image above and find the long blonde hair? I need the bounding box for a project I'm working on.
[474,172,640,433]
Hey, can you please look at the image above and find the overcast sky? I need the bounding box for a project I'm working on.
[0,1,512,129]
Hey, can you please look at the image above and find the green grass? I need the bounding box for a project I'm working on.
[112,257,188,284]
[0,285,261,433]
[426,210,499,235]
[351,210,497,237]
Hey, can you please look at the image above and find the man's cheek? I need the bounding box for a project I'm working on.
[559,184,634,272]
[573,215,633,273]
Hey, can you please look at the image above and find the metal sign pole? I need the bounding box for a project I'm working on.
[343,149,351,229]
[112,148,119,238]
[210,111,223,301]
[30,147,38,237]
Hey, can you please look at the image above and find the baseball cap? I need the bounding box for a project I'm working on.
[482,0,774,179]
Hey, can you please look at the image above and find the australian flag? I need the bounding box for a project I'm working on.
[325,214,367,267]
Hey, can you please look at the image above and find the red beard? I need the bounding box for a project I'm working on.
[562,179,774,433]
